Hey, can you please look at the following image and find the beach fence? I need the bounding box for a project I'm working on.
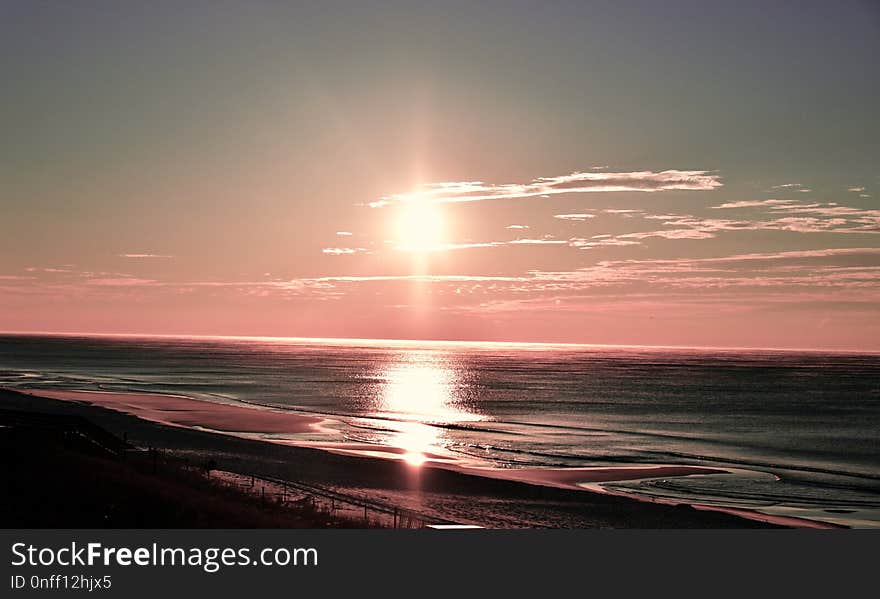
[118,440,451,528]
[121,445,442,528]
[2,410,456,529]
[212,470,446,529]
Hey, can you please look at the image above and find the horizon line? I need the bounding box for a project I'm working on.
[1,329,878,355]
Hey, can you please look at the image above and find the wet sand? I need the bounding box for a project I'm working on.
[445,464,729,489]
[19,389,734,491]
[1,387,793,528]
[27,389,324,434]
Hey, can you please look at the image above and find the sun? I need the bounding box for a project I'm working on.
[402,451,427,467]
[393,198,445,252]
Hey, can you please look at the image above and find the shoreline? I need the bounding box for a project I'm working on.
[14,388,734,487]
[1,386,825,528]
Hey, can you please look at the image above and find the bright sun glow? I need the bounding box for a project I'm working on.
[393,198,445,252]
[402,451,427,466]
[378,352,482,464]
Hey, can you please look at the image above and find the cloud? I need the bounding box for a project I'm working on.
[378,197,880,258]
[86,277,158,286]
[633,247,880,265]
[505,224,529,230]
[553,213,596,221]
[119,254,173,259]
[767,183,812,194]
[23,267,76,274]
[508,238,568,245]
[369,169,723,207]
[848,187,865,192]
[307,274,528,283]
[322,247,368,255]
[541,202,880,251]
[393,237,571,252]
[335,231,353,236]
[7,247,879,310]
[569,238,642,249]
[712,199,795,209]
[620,229,717,240]
[431,242,503,251]
[513,248,880,295]
[643,201,880,237]
[763,202,880,232]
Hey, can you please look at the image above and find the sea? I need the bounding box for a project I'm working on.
[1,333,878,527]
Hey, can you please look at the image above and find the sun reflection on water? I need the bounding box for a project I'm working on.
[376,352,480,464]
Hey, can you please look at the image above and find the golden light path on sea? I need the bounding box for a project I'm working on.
[377,351,479,466]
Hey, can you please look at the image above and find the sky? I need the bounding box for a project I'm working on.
[1,0,879,350]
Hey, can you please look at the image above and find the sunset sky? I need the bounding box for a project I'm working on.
[2,1,879,349]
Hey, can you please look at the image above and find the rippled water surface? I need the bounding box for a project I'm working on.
[1,334,878,526]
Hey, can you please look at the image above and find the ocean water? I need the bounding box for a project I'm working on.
[1,333,878,527]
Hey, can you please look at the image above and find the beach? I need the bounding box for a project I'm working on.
[1,386,792,528]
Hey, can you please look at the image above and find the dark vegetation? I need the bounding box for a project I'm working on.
[0,409,364,528]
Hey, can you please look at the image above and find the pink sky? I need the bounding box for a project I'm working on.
[4,180,879,350]
[3,3,879,350]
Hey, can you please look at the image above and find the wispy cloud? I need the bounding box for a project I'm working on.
[307,274,528,283]
[603,208,643,215]
[848,187,865,192]
[712,199,795,209]
[519,248,880,292]
[369,169,723,207]
[118,254,173,259]
[508,238,568,245]
[86,277,158,286]
[7,248,880,311]
[644,201,880,238]
[369,196,880,259]
[769,183,811,193]
[569,238,642,249]
[553,213,596,221]
[322,247,368,255]
[335,231,353,236]
[393,237,569,252]
[24,267,76,273]
[620,228,716,240]
[695,247,880,262]
[430,242,503,251]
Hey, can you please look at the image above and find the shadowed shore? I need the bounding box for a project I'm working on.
[0,388,783,528]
